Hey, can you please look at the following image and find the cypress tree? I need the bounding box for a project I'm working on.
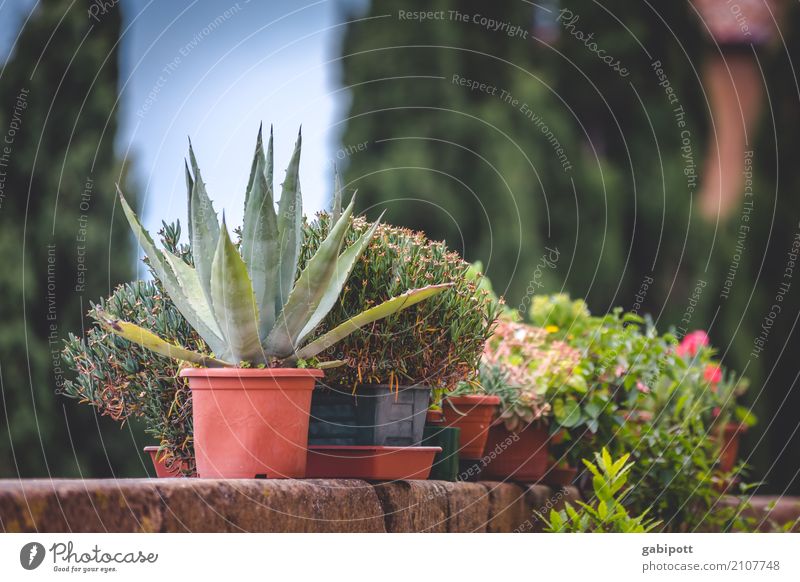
[0,0,139,477]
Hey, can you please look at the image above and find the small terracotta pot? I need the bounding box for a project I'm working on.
[443,395,501,460]
[480,420,550,482]
[718,422,747,473]
[181,367,322,479]
[543,464,578,487]
[144,446,188,478]
[426,409,444,424]
[305,445,441,480]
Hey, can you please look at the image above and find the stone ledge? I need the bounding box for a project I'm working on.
[0,479,797,533]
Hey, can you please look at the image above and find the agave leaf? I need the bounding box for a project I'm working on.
[295,283,453,360]
[241,128,279,339]
[117,188,227,356]
[95,311,232,368]
[243,123,263,211]
[188,140,221,305]
[264,196,358,358]
[276,128,303,309]
[266,125,274,193]
[211,218,265,364]
[184,160,194,242]
[331,166,343,223]
[296,211,383,345]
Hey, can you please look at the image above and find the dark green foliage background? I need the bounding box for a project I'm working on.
[0,0,144,478]
[339,0,800,493]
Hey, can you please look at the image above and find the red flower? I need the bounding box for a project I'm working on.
[704,364,722,385]
[677,330,709,357]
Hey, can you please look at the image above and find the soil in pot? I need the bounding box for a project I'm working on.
[144,446,192,478]
[181,367,322,479]
[443,394,500,460]
[308,384,430,446]
[422,424,460,481]
[480,421,550,482]
[305,445,441,480]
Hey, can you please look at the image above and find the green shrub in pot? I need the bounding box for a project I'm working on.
[300,215,498,391]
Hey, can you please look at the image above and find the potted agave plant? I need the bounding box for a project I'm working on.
[99,126,448,478]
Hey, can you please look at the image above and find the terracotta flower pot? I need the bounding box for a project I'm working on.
[718,422,747,473]
[443,395,501,460]
[543,464,577,487]
[480,421,550,482]
[144,446,190,478]
[180,367,322,479]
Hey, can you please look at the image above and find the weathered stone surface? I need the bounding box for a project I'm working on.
[1,479,796,533]
[372,480,450,532]
[445,481,490,532]
[520,484,578,532]
[479,481,529,532]
[0,479,162,533]
[722,496,800,532]
[157,479,385,532]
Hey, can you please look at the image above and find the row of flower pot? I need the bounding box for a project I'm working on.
[145,368,747,484]
[145,374,570,484]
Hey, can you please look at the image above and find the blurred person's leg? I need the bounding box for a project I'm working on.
[699,49,763,222]
[691,0,780,223]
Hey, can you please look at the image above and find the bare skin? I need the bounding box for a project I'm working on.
[699,51,764,223]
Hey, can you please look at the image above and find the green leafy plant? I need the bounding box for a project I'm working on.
[541,448,660,533]
[100,127,450,368]
[300,214,498,390]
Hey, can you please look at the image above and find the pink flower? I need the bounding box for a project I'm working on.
[636,381,650,394]
[712,407,721,418]
[677,330,709,357]
[614,365,626,378]
[704,364,722,385]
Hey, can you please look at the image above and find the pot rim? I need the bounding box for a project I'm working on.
[446,394,501,406]
[180,367,323,379]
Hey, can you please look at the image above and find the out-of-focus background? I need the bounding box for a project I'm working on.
[0,0,798,494]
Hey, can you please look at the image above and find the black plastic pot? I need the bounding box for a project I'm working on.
[308,384,431,446]
[422,425,460,481]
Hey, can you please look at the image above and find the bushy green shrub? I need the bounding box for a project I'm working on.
[301,213,498,391]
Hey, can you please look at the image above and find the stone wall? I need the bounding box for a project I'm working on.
[0,480,796,533]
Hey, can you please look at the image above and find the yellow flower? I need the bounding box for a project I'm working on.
[545,325,559,334]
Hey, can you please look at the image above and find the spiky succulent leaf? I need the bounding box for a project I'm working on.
[296,211,383,345]
[276,128,303,309]
[117,189,227,356]
[265,195,359,357]
[241,127,279,338]
[187,141,221,306]
[184,160,194,241]
[94,310,232,367]
[296,283,453,360]
[331,166,343,223]
[211,219,265,364]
